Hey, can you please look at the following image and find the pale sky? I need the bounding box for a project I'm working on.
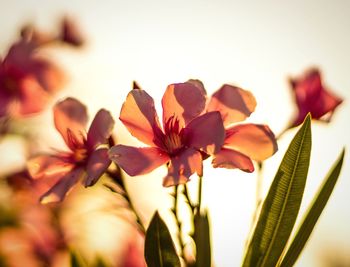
[1,0,350,266]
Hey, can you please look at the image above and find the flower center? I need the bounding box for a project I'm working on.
[73,148,88,163]
[164,132,182,155]
[1,76,18,95]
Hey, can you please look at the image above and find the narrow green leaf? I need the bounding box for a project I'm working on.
[194,210,211,267]
[145,211,181,267]
[279,148,345,267]
[242,114,312,267]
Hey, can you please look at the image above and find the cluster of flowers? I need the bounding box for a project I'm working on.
[0,15,343,267]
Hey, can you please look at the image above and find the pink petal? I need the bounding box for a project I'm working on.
[163,148,202,187]
[212,148,254,172]
[184,111,225,154]
[17,76,49,116]
[27,155,73,180]
[162,82,206,129]
[87,109,115,149]
[290,68,322,108]
[207,84,257,126]
[120,89,162,146]
[53,97,88,148]
[40,168,83,203]
[224,124,278,161]
[109,145,169,176]
[187,79,207,96]
[315,89,343,120]
[85,148,111,186]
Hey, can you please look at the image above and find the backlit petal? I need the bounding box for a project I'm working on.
[120,89,162,146]
[212,148,254,172]
[184,111,225,154]
[162,82,206,129]
[163,148,202,187]
[87,109,115,149]
[53,97,88,148]
[85,148,111,186]
[109,145,169,176]
[207,84,256,126]
[40,168,83,203]
[27,155,73,180]
[224,124,278,161]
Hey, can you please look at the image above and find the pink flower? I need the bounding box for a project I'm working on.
[289,67,343,128]
[109,82,225,186]
[0,38,64,118]
[205,83,278,172]
[27,98,114,203]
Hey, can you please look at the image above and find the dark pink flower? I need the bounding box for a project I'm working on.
[206,84,278,172]
[27,98,114,203]
[289,68,343,128]
[0,39,64,118]
[109,82,225,186]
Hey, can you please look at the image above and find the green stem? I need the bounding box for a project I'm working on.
[197,175,203,214]
[172,185,186,260]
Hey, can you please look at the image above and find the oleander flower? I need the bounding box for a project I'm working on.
[27,98,114,203]
[0,38,64,118]
[109,82,225,187]
[204,83,278,172]
[289,67,343,128]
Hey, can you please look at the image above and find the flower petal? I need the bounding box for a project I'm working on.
[120,89,162,146]
[207,84,256,126]
[184,111,225,154]
[109,145,169,176]
[85,148,111,186]
[27,155,73,180]
[163,148,202,187]
[87,109,115,149]
[40,168,82,204]
[162,82,206,129]
[224,124,278,161]
[53,97,88,148]
[212,148,254,172]
[17,76,49,116]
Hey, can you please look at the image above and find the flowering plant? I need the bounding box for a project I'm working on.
[0,16,346,267]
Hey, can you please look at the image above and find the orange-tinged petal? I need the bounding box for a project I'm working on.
[40,168,82,204]
[163,148,202,187]
[17,76,49,116]
[207,84,256,126]
[85,148,111,186]
[162,82,206,129]
[184,111,225,154]
[109,145,169,176]
[120,89,162,146]
[53,97,88,149]
[87,109,114,149]
[27,155,73,180]
[212,148,254,172]
[224,124,278,161]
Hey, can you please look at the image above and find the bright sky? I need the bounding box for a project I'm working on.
[1,0,350,266]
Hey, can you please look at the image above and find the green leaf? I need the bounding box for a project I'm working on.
[279,148,345,267]
[145,211,181,267]
[194,210,211,267]
[242,114,312,267]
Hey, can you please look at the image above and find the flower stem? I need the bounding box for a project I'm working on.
[197,175,203,214]
[171,185,186,260]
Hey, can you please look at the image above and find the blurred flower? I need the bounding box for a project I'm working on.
[27,98,114,203]
[120,236,146,267]
[59,16,85,47]
[0,38,64,118]
[0,172,67,267]
[109,83,225,186]
[288,67,343,128]
[202,82,278,172]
